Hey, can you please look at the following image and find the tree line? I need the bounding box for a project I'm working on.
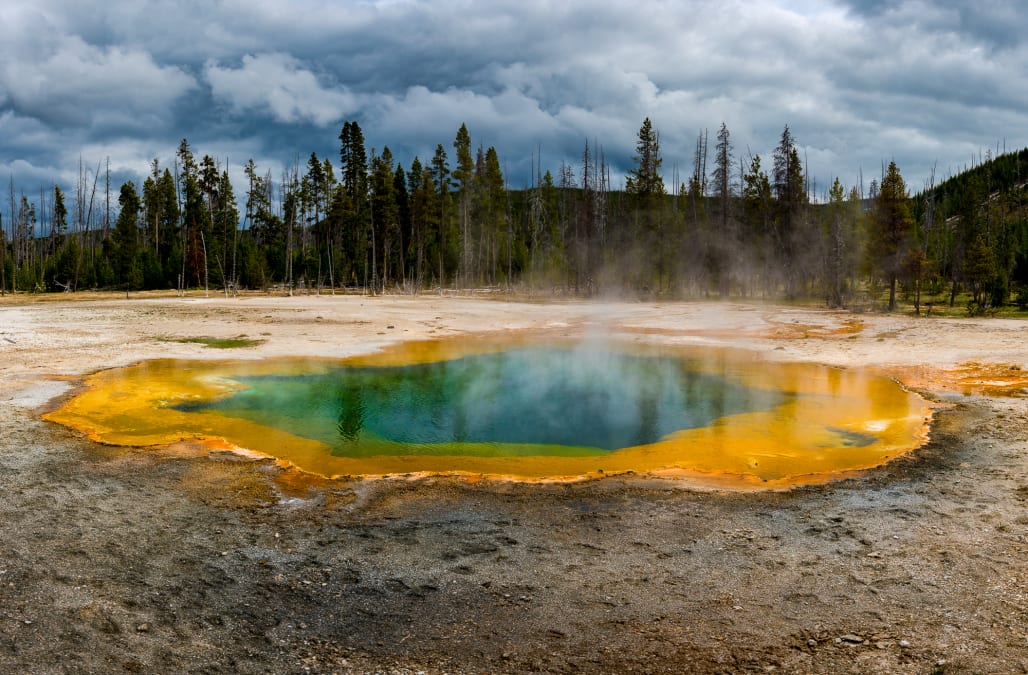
[2,118,1027,312]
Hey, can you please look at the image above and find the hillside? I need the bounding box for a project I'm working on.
[912,147,1028,310]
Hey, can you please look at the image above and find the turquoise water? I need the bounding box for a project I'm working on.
[177,346,789,457]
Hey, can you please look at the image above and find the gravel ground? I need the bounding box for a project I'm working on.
[0,293,1025,673]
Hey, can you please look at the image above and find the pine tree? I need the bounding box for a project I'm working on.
[321,161,337,290]
[370,146,397,290]
[824,177,847,308]
[339,121,370,287]
[713,123,733,221]
[481,147,507,284]
[112,181,142,289]
[742,154,773,295]
[964,232,996,312]
[452,123,475,285]
[626,118,668,290]
[339,121,368,202]
[214,170,239,291]
[711,122,734,296]
[430,144,453,285]
[243,160,282,288]
[157,169,180,281]
[408,156,432,288]
[393,164,411,286]
[573,141,597,292]
[0,211,5,296]
[305,153,325,249]
[52,185,68,253]
[625,117,664,197]
[871,161,914,311]
[178,141,211,288]
[772,126,806,295]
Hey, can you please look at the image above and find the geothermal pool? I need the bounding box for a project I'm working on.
[46,337,931,487]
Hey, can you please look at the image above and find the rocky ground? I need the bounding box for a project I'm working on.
[0,293,1025,673]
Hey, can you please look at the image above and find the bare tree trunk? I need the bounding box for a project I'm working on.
[285,169,294,297]
[914,274,921,316]
[371,218,377,295]
[506,180,512,291]
[104,157,110,241]
[327,232,334,294]
[231,204,238,295]
[215,253,228,298]
[86,160,101,280]
[1,213,5,296]
[8,176,16,292]
[200,231,209,297]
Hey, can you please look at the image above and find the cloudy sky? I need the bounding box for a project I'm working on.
[2,0,1026,213]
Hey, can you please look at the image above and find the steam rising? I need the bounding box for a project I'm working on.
[181,342,787,456]
[47,335,931,485]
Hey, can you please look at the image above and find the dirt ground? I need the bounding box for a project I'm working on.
[0,292,1025,674]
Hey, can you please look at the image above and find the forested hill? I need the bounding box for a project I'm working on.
[913,147,1028,312]
[923,147,1028,202]
[2,119,1026,314]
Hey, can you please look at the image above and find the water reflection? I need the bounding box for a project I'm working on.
[185,347,789,457]
[335,387,364,442]
[44,338,932,486]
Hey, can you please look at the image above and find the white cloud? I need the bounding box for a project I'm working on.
[0,34,195,126]
[205,53,358,127]
[4,0,1028,199]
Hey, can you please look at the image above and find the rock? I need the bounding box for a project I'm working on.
[899,639,910,648]
[839,634,864,644]
[136,623,150,633]
[807,639,817,647]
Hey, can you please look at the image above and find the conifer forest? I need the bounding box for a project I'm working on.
[4,118,1028,314]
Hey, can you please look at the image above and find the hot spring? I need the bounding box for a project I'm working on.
[46,337,931,488]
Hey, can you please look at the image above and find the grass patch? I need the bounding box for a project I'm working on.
[163,335,265,349]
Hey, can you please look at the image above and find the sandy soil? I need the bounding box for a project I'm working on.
[0,292,1025,674]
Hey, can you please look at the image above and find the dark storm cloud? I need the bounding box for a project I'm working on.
[2,0,1028,209]
[838,0,1024,50]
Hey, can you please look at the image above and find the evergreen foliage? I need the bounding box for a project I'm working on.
[4,120,1028,313]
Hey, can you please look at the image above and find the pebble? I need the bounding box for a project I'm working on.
[136,623,150,633]
[839,634,864,644]
[806,639,817,647]
[899,639,910,648]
